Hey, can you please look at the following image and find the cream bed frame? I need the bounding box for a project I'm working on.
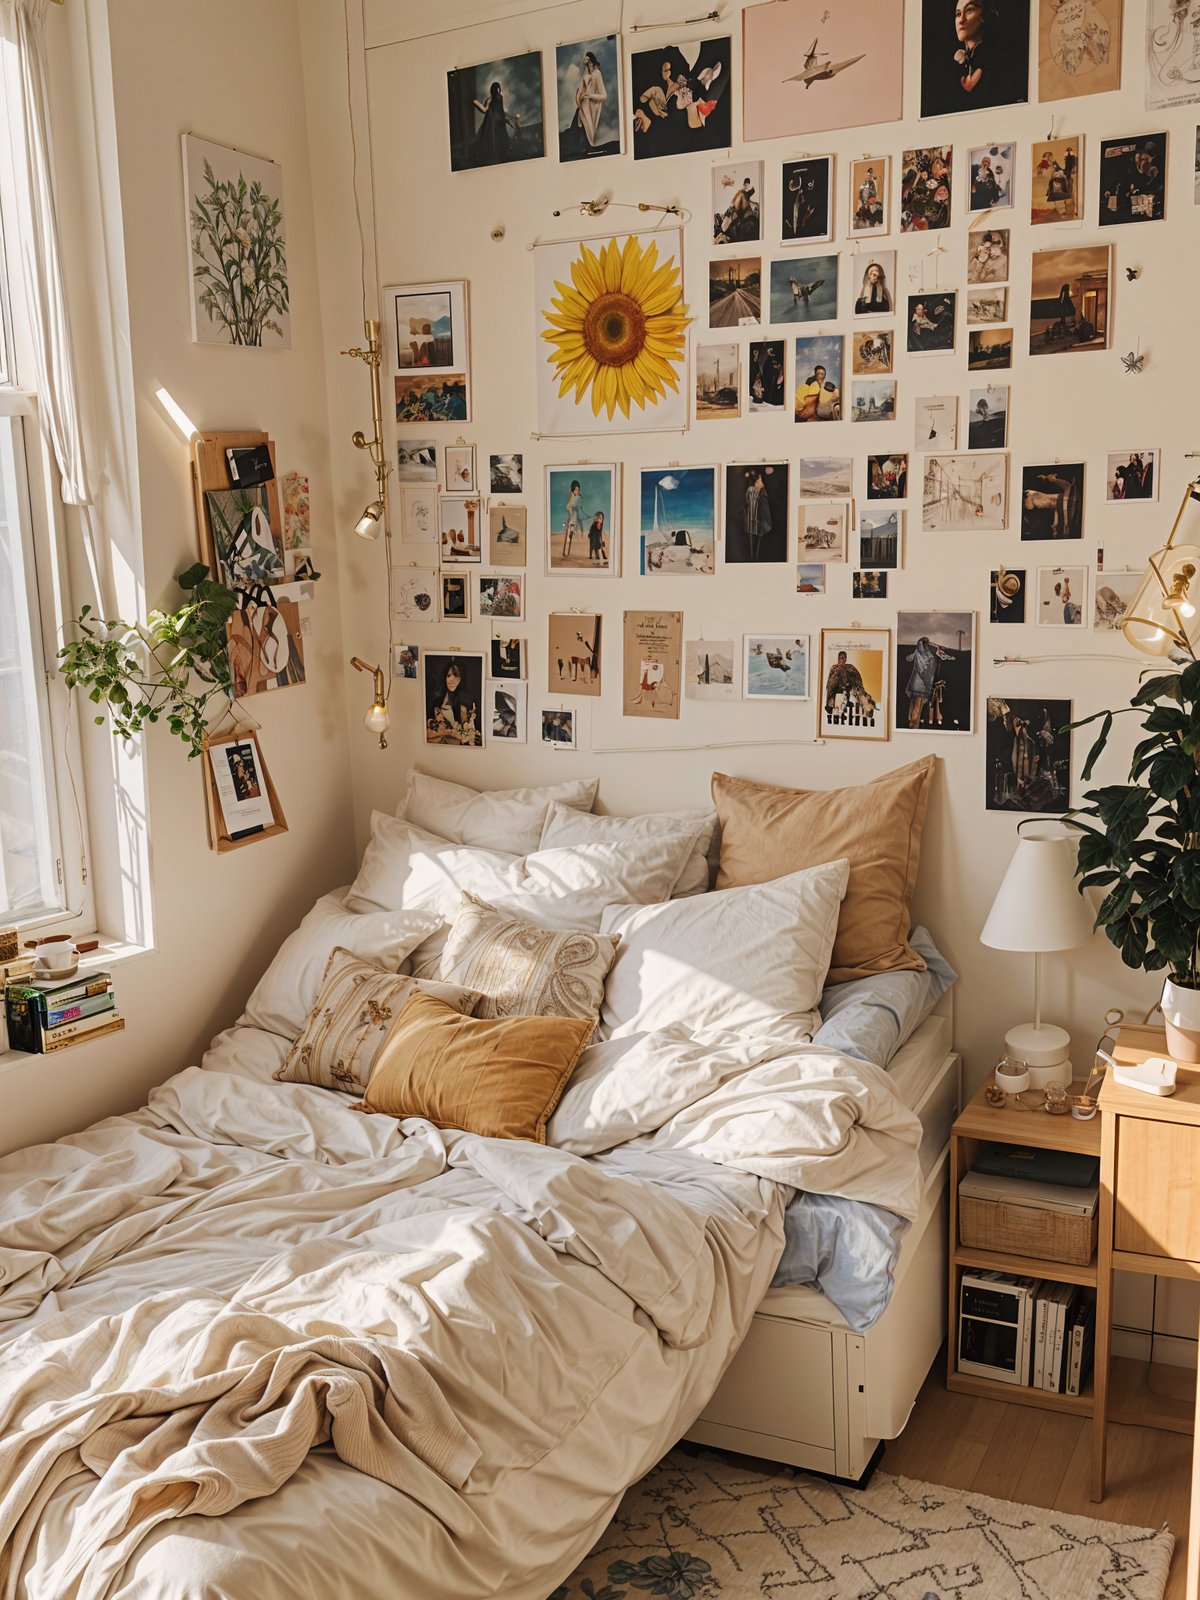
[687,992,960,1485]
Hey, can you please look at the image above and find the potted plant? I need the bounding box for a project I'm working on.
[1068,659,1200,1060]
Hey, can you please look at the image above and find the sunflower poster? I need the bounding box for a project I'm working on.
[534,230,690,435]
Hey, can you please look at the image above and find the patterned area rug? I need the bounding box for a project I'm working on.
[551,1445,1174,1599]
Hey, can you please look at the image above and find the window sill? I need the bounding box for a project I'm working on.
[0,932,152,1079]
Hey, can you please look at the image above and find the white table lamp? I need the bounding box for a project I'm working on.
[980,821,1095,1088]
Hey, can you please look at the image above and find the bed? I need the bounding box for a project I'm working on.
[0,773,949,1597]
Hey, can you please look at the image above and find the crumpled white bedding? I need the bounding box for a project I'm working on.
[0,1021,921,1600]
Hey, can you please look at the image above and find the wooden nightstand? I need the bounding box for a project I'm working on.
[947,1075,1101,1416]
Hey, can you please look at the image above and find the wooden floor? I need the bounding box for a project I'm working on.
[886,1357,1193,1598]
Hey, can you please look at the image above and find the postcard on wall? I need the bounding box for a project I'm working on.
[556,37,622,162]
[393,643,420,681]
[696,342,741,420]
[208,737,276,838]
[724,463,789,563]
[769,256,838,326]
[894,610,975,735]
[1147,0,1200,109]
[922,452,1008,531]
[794,334,843,420]
[630,36,732,159]
[742,0,903,141]
[867,453,908,499]
[226,599,304,698]
[1037,565,1088,626]
[854,571,888,599]
[744,634,810,700]
[967,227,1010,282]
[915,395,958,451]
[1030,138,1082,224]
[748,339,787,414]
[439,495,482,563]
[1095,569,1142,630]
[1029,244,1111,355]
[182,135,290,350]
[798,456,851,497]
[444,444,476,492]
[852,328,893,375]
[545,464,619,575]
[541,708,577,748]
[986,697,1072,812]
[623,610,683,719]
[640,466,717,575]
[490,637,525,679]
[709,256,761,328]
[490,454,522,493]
[907,292,956,355]
[441,572,471,623]
[424,652,485,748]
[447,52,544,172]
[478,574,523,620]
[1099,134,1167,224]
[849,157,891,237]
[396,440,438,483]
[900,147,953,231]
[967,328,1014,370]
[713,159,762,245]
[819,628,891,741]
[990,566,1026,623]
[796,563,826,593]
[396,373,468,424]
[400,484,438,547]
[967,286,1008,324]
[548,612,602,697]
[487,505,527,568]
[852,379,896,422]
[782,155,834,243]
[1106,449,1158,500]
[921,0,1029,116]
[1021,463,1085,538]
[685,637,738,700]
[860,508,903,568]
[206,486,284,589]
[281,473,309,550]
[1039,0,1120,101]
[488,680,528,743]
[535,230,687,434]
[798,499,848,561]
[968,384,1009,449]
[851,251,896,316]
[968,142,1015,209]
[391,566,439,623]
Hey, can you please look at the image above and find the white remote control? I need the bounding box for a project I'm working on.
[1113,1057,1178,1096]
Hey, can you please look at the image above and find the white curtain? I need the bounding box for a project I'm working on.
[2,0,90,505]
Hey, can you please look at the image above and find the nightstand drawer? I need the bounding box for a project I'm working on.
[1113,1116,1200,1263]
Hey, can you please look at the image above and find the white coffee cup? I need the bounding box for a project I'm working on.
[33,940,78,977]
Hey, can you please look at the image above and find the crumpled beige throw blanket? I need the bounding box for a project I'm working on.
[0,1287,479,1600]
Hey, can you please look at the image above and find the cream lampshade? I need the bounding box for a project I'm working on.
[980,821,1095,1087]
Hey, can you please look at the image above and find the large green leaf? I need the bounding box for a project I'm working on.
[1180,659,1200,702]
[1173,852,1200,910]
[1106,916,1149,969]
[1096,880,1136,925]
[1080,711,1113,781]
[1142,705,1189,735]
[1150,902,1196,970]
[1084,786,1154,855]
[1147,745,1195,799]
[1133,672,1184,706]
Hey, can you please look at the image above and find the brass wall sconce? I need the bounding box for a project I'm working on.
[340,319,390,540]
[350,656,389,748]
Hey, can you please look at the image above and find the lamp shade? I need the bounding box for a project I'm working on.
[980,823,1095,954]
[1121,541,1200,657]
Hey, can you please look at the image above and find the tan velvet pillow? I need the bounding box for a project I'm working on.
[712,757,936,984]
[359,991,592,1143]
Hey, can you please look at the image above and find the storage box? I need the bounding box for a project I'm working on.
[958,1169,1099,1266]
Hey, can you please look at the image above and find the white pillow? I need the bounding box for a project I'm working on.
[242,890,443,1039]
[599,860,850,1043]
[538,802,717,898]
[398,770,598,856]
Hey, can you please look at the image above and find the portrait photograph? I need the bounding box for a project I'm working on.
[1106,449,1158,501]
[895,610,975,734]
[447,52,544,173]
[769,255,838,324]
[478,574,523,620]
[967,227,1009,282]
[686,638,738,700]
[967,327,1014,369]
[849,158,890,237]
[907,291,956,355]
[488,681,528,743]
[395,440,437,483]
[915,395,958,451]
[853,328,893,374]
[696,342,740,419]
[967,383,1008,448]
[490,453,523,493]
[747,339,787,413]
[1037,564,1088,626]
[709,257,761,326]
[630,37,732,160]
[1031,137,1082,223]
[1099,134,1167,225]
[853,571,888,599]
[490,637,525,679]
[441,573,470,623]
[796,563,826,593]
[1094,569,1143,631]
[852,251,896,315]
[922,451,1008,531]
[1039,0,1120,102]
[900,147,953,231]
[548,611,602,697]
[556,37,621,162]
[920,0,1030,118]
[488,505,527,569]
[424,652,485,748]
[439,495,481,564]
[742,0,903,140]
[1029,244,1111,355]
[867,453,909,499]
[782,155,834,243]
[794,334,843,421]
[541,708,577,748]
[798,499,848,561]
[640,466,717,575]
[545,464,619,575]
[968,142,1015,209]
[1021,463,1085,539]
[819,628,891,741]
[986,696,1072,812]
[990,566,1026,623]
[743,635,810,700]
[860,509,903,568]
[852,379,897,422]
[713,159,762,245]
[798,456,852,497]
[967,286,1007,324]
[392,643,420,681]
[724,462,789,563]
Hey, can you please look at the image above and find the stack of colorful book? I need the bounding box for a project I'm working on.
[4,970,124,1053]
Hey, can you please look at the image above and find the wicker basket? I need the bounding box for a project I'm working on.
[959,1190,1097,1266]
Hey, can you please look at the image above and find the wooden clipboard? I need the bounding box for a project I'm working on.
[200,727,288,854]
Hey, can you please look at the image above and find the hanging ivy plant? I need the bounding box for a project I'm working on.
[57,564,236,760]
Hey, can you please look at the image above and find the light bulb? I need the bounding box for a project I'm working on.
[1180,600,1196,620]
[364,700,389,734]
[355,500,384,539]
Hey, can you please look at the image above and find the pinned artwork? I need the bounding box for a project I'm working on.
[535,231,688,434]
[447,52,544,172]
[967,228,1010,283]
[548,612,602,697]
[781,155,834,243]
[851,251,896,315]
[967,328,1014,370]
[713,160,763,245]
[389,279,471,423]
[478,574,523,620]
[794,334,843,421]
[852,328,894,375]
[1030,138,1082,224]
[967,384,1009,448]
[867,453,909,499]
[1037,564,1088,626]
[900,147,953,231]
[490,454,523,493]
[853,571,888,599]
[990,566,1026,623]
[281,473,310,550]
[966,287,1008,324]
[396,440,438,483]
[444,445,476,492]
[796,563,826,593]
[709,256,762,327]
[895,611,976,735]
[1094,569,1142,630]
[391,567,439,624]
[630,37,732,159]
[986,697,1072,813]
[1105,449,1158,500]
[920,0,1030,117]
[424,653,485,748]
[798,500,848,562]
[819,628,891,741]
[907,292,956,355]
[541,708,577,748]
[206,486,284,589]
[685,638,738,700]
[860,509,903,569]
[741,0,903,141]
[1021,464,1085,539]
[487,505,527,568]
[922,452,1008,531]
[769,256,838,324]
[1029,244,1111,355]
[1099,134,1167,225]
[400,484,439,547]
[439,495,482,563]
[556,37,622,162]
[441,572,471,623]
[640,466,717,575]
[1038,0,1121,101]
[849,158,891,237]
[724,462,789,563]
[696,342,741,420]
[852,379,897,422]
[1146,0,1200,109]
[182,135,289,349]
[226,600,304,697]
[623,610,683,720]
[915,396,959,451]
[392,643,421,681]
[743,634,810,700]
[545,464,619,575]
[489,681,528,743]
[968,143,1016,209]
[798,456,852,497]
[747,339,787,414]
[490,637,525,679]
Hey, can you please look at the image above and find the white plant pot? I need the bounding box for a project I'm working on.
[1162,977,1200,1063]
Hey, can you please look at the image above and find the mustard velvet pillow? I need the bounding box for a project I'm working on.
[360,991,592,1143]
[712,757,936,984]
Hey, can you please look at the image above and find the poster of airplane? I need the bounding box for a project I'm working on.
[742,0,904,141]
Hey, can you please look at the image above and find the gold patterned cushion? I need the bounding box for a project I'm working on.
[274,947,478,1094]
[437,892,618,1023]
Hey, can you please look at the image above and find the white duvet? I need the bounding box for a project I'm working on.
[0,1023,921,1600]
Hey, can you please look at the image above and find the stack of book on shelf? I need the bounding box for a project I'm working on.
[3,970,124,1054]
[958,1272,1096,1394]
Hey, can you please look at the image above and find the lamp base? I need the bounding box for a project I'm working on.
[1003,1021,1072,1089]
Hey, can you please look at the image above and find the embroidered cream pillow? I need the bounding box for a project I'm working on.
[438,892,618,1024]
[275,947,478,1094]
